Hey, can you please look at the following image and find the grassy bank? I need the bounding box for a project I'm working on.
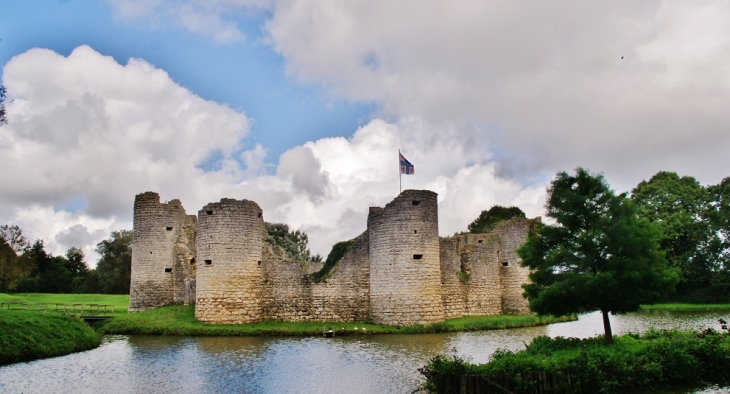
[0,310,101,365]
[97,304,574,336]
[421,329,730,393]
[0,293,129,314]
[641,303,730,311]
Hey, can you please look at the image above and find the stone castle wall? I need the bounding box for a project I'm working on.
[195,199,264,324]
[129,192,196,312]
[439,218,534,318]
[368,190,444,325]
[259,232,370,322]
[129,190,533,324]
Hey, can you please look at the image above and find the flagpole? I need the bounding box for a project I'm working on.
[399,149,402,193]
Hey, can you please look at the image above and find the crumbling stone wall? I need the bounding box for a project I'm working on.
[492,218,534,314]
[368,190,444,325]
[259,231,370,322]
[195,198,264,324]
[129,192,196,312]
[130,189,533,324]
[440,218,533,317]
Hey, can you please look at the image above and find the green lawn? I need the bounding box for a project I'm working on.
[97,304,574,336]
[0,293,129,314]
[641,303,730,311]
[0,310,101,365]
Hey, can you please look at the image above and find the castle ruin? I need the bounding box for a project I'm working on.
[129,190,535,325]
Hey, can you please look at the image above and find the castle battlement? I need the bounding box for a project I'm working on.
[129,190,533,324]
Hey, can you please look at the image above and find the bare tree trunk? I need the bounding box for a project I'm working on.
[601,309,614,345]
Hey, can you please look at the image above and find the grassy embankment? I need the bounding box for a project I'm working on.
[641,303,730,311]
[420,329,730,394]
[97,304,574,336]
[0,293,125,365]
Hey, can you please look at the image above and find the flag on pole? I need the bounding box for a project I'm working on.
[399,153,414,175]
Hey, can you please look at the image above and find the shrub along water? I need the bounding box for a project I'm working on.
[420,328,730,394]
[0,310,101,365]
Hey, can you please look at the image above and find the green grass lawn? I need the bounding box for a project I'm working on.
[641,303,730,311]
[0,310,101,365]
[97,304,574,336]
[0,293,129,314]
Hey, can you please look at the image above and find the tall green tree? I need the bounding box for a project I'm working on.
[0,225,31,291]
[468,205,526,234]
[707,177,730,295]
[631,172,717,301]
[518,168,678,344]
[95,230,133,294]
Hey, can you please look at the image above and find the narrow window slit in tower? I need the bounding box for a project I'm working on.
[166,226,173,231]
[206,210,213,215]
[413,254,423,260]
[412,200,421,206]
[478,240,483,243]
[164,268,172,273]
[414,230,417,234]
[205,260,212,265]
[257,261,262,266]
[190,258,196,265]
[258,212,262,218]
[501,261,509,267]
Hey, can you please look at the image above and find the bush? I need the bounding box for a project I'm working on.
[421,330,730,393]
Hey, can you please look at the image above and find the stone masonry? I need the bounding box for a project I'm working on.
[195,199,264,324]
[129,190,535,324]
[368,190,444,325]
[129,192,196,312]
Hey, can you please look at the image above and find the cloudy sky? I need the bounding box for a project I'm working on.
[1,1,729,264]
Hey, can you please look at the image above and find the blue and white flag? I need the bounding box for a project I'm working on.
[399,153,414,175]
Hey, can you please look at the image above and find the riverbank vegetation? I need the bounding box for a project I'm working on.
[0,310,101,365]
[420,328,730,394]
[96,304,573,336]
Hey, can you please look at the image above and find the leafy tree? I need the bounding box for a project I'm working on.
[95,230,133,294]
[0,224,29,254]
[518,168,678,344]
[0,225,32,292]
[631,172,718,301]
[265,222,322,262]
[468,205,526,234]
[707,177,730,295]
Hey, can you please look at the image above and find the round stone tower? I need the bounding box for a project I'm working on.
[367,189,444,325]
[195,198,264,324]
[129,192,194,312]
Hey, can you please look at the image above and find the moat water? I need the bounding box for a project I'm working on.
[1,310,729,393]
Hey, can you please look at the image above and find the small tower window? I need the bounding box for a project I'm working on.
[257,261,262,266]
[190,258,196,265]
[206,210,213,215]
[166,226,173,231]
[501,261,509,267]
[414,230,418,234]
[164,268,172,273]
[204,260,212,265]
[258,212,262,218]
[413,254,423,260]
[412,200,421,206]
